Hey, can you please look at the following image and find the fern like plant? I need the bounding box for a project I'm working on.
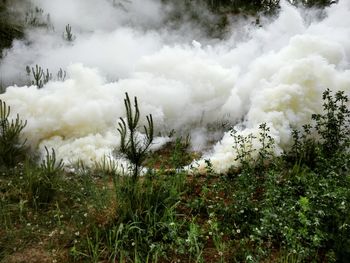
[0,100,27,167]
[117,93,153,181]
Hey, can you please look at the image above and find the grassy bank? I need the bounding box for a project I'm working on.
[0,89,349,262]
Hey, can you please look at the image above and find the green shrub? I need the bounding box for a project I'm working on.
[228,89,349,261]
[288,89,349,170]
[312,89,349,157]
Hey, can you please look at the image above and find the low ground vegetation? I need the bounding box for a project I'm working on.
[0,89,349,262]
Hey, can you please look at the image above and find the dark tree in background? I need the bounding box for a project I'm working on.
[0,0,24,57]
[168,0,337,13]
[299,0,337,7]
[0,0,339,57]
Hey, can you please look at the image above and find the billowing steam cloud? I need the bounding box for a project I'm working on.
[0,0,349,172]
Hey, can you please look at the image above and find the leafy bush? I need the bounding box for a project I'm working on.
[228,89,350,261]
[312,89,349,157]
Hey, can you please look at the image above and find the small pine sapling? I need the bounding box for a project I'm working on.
[63,24,75,42]
[0,100,27,167]
[29,64,52,88]
[56,68,66,81]
[31,147,64,207]
[40,146,64,178]
[117,92,154,181]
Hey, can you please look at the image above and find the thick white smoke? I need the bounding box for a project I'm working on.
[0,0,349,171]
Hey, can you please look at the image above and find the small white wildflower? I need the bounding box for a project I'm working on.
[84,213,88,217]
[60,230,64,235]
[236,229,241,234]
[131,242,135,246]
[26,223,31,227]
[218,251,223,256]
[169,222,175,226]
[52,259,57,263]
[246,255,253,261]
[75,231,80,236]
[209,231,213,236]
